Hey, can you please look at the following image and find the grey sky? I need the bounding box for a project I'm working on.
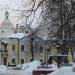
[0,0,42,29]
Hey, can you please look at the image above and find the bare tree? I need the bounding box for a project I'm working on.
[20,0,75,61]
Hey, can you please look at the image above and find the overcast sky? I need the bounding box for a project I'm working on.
[0,0,42,29]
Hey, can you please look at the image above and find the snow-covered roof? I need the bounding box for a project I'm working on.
[5,33,26,39]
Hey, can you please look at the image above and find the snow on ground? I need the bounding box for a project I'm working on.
[0,61,75,75]
[0,65,7,73]
[7,60,41,75]
[25,60,41,72]
[8,60,41,75]
[0,60,41,75]
[8,61,58,75]
[48,64,58,71]
[16,60,41,70]
[48,66,75,75]
[17,63,29,70]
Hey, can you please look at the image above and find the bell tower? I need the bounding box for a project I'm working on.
[5,11,9,20]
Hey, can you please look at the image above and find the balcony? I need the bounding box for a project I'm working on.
[0,50,8,54]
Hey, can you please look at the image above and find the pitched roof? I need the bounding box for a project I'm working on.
[4,33,26,39]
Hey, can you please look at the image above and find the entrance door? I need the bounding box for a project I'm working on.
[3,57,7,65]
[48,57,52,64]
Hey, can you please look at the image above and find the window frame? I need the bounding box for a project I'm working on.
[12,58,15,64]
[40,46,43,53]
[21,45,24,52]
[21,59,24,64]
[12,44,15,51]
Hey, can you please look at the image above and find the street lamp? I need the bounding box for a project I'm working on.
[55,44,62,68]
[45,45,49,67]
[47,47,50,67]
[31,36,34,61]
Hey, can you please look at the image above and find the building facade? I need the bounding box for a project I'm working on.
[0,33,47,65]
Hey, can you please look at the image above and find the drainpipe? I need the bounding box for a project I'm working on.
[1,42,2,64]
[18,39,19,65]
[31,35,34,61]
[45,41,47,64]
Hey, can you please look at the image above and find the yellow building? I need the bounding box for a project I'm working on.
[0,33,47,65]
[0,32,73,66]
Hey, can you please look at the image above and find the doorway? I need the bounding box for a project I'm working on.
[3,57,7,65]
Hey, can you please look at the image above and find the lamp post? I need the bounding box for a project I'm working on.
[55,44,61,68]
[45,45,50,67]
[46,46,49,67]
[31,36,34,61]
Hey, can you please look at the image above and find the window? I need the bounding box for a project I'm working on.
[21,45,24,51]
[21,59,24,64]
[12,44,15,51]
[6,16,8,19]
[2,30,4,33]
[19,31,21,33]
[4,45,7,52]
[40,46,43,52]
[12,58,15,64]
[48,47,51,52]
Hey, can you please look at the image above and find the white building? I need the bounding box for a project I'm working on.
[0,11,14,38]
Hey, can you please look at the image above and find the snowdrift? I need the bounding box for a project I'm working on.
[16,60,41,71]
[0,65,7,73]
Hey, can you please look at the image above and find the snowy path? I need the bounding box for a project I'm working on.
[0,70,32,75]
[7,69,32,75]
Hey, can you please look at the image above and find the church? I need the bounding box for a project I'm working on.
[0,10,14,38]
